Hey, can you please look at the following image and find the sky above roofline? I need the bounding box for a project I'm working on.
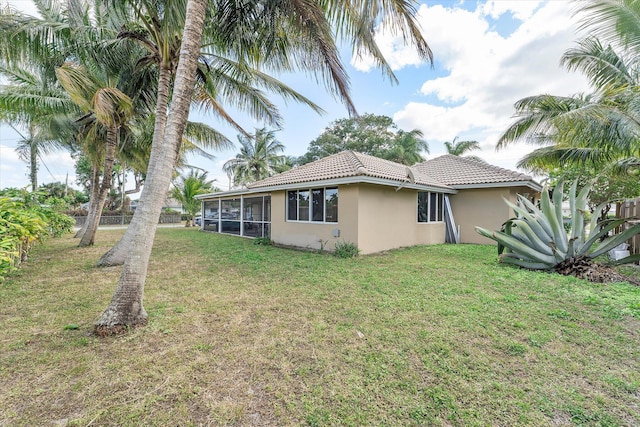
[0,0,590,193]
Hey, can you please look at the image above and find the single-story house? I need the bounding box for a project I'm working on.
[196,151,541,254]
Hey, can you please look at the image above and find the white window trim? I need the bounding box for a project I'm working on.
[417,191,445,224]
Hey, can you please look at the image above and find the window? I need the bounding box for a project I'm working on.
[417,192,444,222]
[298,190,310,221]
[311,189,324,222]
[287,187,338,223]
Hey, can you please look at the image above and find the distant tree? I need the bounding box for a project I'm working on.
[38,182,88,210]
[170,169,214,226]
[444,137,480,157]
[387,129,429,165]
[223,128,286,187]
[273,155,298,174]
[299,114,429,165]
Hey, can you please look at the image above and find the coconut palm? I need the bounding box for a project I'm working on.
[0,62,77,192]
[497,45,640,173]
[386,129,429,165]
[444,137,480,157]
[95,0,434,334]
[95,0,329,268]
[497,1,640,173]
[223,128,286,187]
[170,169,214,226]
[56,61,134,246]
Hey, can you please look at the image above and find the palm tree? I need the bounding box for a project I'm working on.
[170,169,214,226]
[444,137,480,157]
[56,61,134,247]
[95,0,329,267]
[497,41,640,173]
[386,129,429,165]
[223,128,285,187]
[0,62,77,192]
[95,0,434,335]
[497,1,640,173]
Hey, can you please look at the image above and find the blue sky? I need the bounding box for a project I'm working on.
[0,0,590,192]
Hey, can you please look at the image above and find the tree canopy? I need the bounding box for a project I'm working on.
[497,0,640,177]
[223,128,286,187]
[298,113,429,166]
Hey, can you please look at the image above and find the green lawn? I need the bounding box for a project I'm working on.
[2,228,639,426]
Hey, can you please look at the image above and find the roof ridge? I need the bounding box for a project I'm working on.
[346,150,368,175]
[428,154,532,180]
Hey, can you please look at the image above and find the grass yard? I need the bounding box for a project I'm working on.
[1,228,639,426]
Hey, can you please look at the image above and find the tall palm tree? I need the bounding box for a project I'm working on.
[95,0,327,267]
[444,137,480,157]
[56,61,134,246]
[170,168,214,226]
[223,128,285,187]
[95,0,434,334]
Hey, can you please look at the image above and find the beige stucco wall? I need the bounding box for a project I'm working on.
[270,184,445,254]
[448,186,537,244]
[270,186,359,251]
[356,184,445,254]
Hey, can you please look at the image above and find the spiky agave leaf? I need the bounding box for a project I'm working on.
[477,179,640,273]
[476,226,558,266]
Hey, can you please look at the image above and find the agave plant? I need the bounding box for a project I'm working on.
[476,180,640,277]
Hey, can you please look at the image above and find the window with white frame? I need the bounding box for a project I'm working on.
[287,187,338,222]
[417,192,444,222]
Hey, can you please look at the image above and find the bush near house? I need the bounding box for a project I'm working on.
[0,192,74,280]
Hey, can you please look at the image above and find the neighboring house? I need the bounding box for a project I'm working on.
[196,151,541,254]
[131,197,185,214]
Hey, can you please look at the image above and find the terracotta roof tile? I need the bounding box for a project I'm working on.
[414,155,540,188]
[247,151,451,190]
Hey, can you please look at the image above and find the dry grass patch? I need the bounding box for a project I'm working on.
[1,228,639,426]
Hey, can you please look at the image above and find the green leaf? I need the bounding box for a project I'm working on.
[540,186,568,253]
[475,227,557,265]
[499,253,552,270]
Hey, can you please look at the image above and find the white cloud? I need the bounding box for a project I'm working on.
[480,0,542,20]
[389,0,590,172]
[0,143,78,189]
[3,0,39,17]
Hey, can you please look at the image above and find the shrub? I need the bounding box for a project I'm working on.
[476,180,640,280]
[0,194,74,281]
[253,237,272,246]
[334,241,359,258]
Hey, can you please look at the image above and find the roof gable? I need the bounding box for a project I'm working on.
[414,155,541,190]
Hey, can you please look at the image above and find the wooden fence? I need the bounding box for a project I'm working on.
[618,199,640,256]
[74,213,181,227]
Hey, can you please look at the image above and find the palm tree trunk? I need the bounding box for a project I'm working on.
[97,63,173,266]
[29,137,37,192]
[79,127,118,247]
[75,166,101,238]
[94,0,208,334]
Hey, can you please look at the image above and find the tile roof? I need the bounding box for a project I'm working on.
[247,151,451,190]
[414,154,540,188]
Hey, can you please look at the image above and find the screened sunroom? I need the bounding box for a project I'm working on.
[199,192,271,238]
